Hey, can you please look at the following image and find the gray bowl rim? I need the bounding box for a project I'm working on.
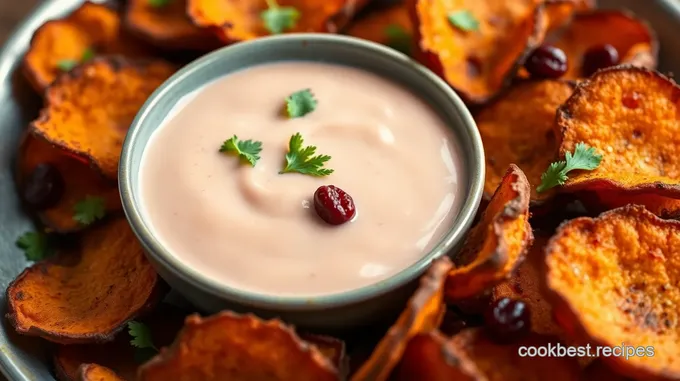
[119,33,484,311]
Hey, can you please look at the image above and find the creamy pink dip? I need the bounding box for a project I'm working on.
[140,62,464,297]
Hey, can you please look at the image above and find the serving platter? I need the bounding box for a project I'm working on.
[1,0,680,380]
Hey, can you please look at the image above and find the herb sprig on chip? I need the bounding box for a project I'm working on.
[261,0,300,34]
[16,231,51,261]
[73,195,106,225]
[537,142,603,193]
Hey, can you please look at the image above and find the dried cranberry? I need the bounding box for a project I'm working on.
[524,45,568,79]
[582,44,620,77]
[314,185,356,225]
[23,163,64,210]
[484,297,531,343]
[622,92,641,109]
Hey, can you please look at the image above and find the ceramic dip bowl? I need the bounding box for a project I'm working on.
[119,33,484,330]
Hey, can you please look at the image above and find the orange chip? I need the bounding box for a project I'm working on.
[350,257,452,381]
[138,311,339,381]
[545,205,680,380]
[393,328,581,380]
[410,0,546,103]
[17,133,122,233]
[346,4,413,54]
[550,10,658,79]
[476,80,574,202]
[187,0,368,43]
[7,218,165,344]
[22,1,148,93]
[77,364,125,381]
[445,165,533,300]
[54,305,187,381]
[554,66,680,217]
[490,235,559,336]
[32,57,175,180]
[581,189,680,220]
[299,334,348,378]
[125,0,221,51]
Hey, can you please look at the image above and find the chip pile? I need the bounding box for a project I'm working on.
[7,0,680,380]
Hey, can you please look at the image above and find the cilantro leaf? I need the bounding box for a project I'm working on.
[280,133,333,177]
[261,0,300,34]
[16,231,50,262]
[286,89,317,118]
[448,10,479,32]
[73,196,106,225]
[128,321,158,351]
[148,0,172,7]
[537,142,603,193]
[57,48,96,72]
[219,135,263,166]
[384,24,412,55]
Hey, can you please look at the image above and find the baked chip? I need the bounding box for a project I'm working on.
[6,218,165,344]
[187,0,368,43]
[393,328,581,380]
[351,257,452,381]
[410,0,546,103]
[22,1,148,93]
[445,165,533,300]
[554,66,680,217]
[54,305,187,381]
[476,80,574,202]
[138,312,339,381]
[77,364,125,381]
[490,235,559,336]
[346,4,413,55]
[550,10,657,79]
[17,133,121,233]
[299,334,348,378]
[545,205,680,380]
[31,57,175,180]
[125,0,221,51]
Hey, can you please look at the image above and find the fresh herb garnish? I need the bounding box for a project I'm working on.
[128,320,158,363]
[57,48,96,72]
[384,24,412,55]
[448,10,479,32]
[73,196,106,225]
[261,0,300,34]
[148,0,172,7]
[537,142,603,193]
[280,133,333,177]
[286,89,317,118]
[16,231,50,262]
[219,135,263,167]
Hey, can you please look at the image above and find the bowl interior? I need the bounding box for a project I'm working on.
[120,33,484,310]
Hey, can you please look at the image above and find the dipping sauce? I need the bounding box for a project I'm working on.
[140,62,464,297]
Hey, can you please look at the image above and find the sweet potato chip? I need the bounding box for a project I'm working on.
[476,80,574,202]
[54,305,187,381]
[545,205,680,380]
[581,189,680,220]
[299,334,348,378]
[32,57,175,180]
[554,66,680,217]
[187,0,368,43]
[490,235,559,336]
[346,4,413,54]
[550,10,657,79]
[77,364,125,381]
[445,165,533,300]
[22,1,148,93]
[125,0,220,51]
[393,328,581,380]
[411,0,546,103]
[350,257,452,381]
[17,133,121,233]
[6,218,165,344]
[138,311,339,381]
